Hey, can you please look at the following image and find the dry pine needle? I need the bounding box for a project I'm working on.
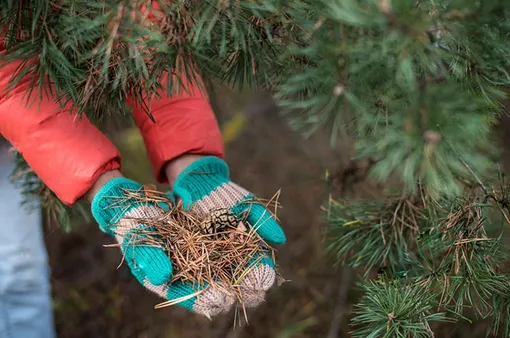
[103,185,282,309]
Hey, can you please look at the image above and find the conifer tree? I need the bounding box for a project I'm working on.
[1,0,510,336]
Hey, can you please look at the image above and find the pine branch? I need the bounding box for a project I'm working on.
[327,174,510,336]
[325,187,432,276]
[277,0,509,197]
[351,280,451,338]
[0,0,303,119]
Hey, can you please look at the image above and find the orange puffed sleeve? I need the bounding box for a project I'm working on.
[0,60,121,205]
[132,73,225,183]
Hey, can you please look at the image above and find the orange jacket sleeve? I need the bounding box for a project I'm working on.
[0,59,121,205]
[132,73,225,183]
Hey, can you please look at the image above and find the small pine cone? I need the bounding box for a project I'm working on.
[200,209,239,237]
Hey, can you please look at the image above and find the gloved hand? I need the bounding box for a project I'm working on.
[91,177,235,318]
[170,156,286,308]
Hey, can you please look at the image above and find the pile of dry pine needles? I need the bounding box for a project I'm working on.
[104,184,281,310]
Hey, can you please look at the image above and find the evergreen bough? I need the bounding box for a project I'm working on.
[1,0,510,336]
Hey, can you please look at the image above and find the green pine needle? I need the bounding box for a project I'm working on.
[351,280,451,338]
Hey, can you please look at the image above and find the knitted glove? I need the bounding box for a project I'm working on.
[171,156,286,308]
[91,178,235,318]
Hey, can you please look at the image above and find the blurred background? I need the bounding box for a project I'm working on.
[41,87,510,338]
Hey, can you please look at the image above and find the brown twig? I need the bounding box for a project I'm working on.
[327,268,353,338]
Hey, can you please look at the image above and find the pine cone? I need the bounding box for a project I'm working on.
[200,209,239,237]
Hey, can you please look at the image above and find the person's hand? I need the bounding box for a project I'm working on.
[166,156,286,308]
[90,177,235,318]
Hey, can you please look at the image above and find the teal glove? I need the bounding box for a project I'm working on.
[91,178,173,286]
[170,156,286,308]
[91,178,234,318]
[172,156,286,244]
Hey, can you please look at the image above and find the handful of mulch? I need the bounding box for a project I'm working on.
[106,184,281,310]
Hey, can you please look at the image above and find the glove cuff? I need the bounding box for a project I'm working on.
[172,156,231,208]
[91,177,143,234]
